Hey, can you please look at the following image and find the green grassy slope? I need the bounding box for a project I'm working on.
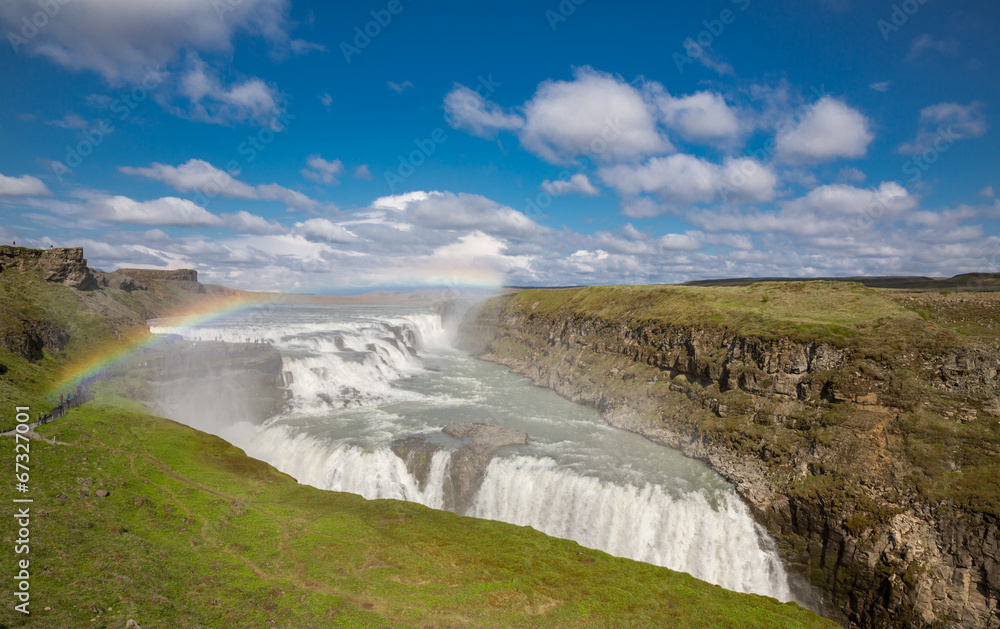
[0,268,118,427]
[0,399,836,628]
[509,282,961,353]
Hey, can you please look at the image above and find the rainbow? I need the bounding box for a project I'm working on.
[50,291,276,396]
[50,264,506,397]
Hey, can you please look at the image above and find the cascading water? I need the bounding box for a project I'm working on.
[149,303,795,602]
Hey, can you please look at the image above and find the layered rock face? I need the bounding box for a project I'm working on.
[456,295,1000,629]
[112,268,199,283]
[0,310,68,360]
[0,246,97,290]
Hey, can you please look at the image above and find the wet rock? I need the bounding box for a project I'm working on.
[390,437,443,491]
[391,423,528,513]
[442,422,528,514]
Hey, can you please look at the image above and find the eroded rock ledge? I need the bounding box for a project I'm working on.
[392,422,528,513]
[454,292,1000,629]
[0,245,97,290]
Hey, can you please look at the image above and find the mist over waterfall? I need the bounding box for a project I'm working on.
[148,304,796,602]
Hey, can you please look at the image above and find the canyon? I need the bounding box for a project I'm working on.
[453,285,1000,629]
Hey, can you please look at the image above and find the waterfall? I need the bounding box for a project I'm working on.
[470,455,790,599]
[148,304,796,603]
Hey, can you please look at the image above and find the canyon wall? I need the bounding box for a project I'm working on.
[455,289,1000,629]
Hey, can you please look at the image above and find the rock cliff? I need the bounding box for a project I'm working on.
[455,286,1000,629]
[0,245,97,290]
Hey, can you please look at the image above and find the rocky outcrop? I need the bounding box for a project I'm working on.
[96,268,201,296]
[0,246,97,290]
[113,268,198,283]
[391,422,528,513]
[0,306,69,360]
[443,422,528,513]
[391,437,443,491]
[456,294,1000,629]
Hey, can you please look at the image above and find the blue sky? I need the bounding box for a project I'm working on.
[0,0,997,292]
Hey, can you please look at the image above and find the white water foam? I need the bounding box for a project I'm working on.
[238,426,451,509]
[470,455,791,599]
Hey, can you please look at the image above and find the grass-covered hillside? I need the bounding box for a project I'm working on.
[0,265,130,428]
[507,281,979,352]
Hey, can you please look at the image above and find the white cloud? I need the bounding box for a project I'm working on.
[684,43,735,76]
[256,184,317,211]
[519,67,671,163]
[0,174,51,196]
[907,34,959,62]
[689,182,918,237]
[598,155,777,209]
[701,232,754,250]
[0,1,312,128]
[398,191,539,238]
[898,101,988,155]
[775,97,873,163]
[300,155,344,185]
[372,191,430,212]
[980,186,995,199]
[222,210,287,235]
[121,159,256,198]
[0,0,300,84]
[782,181,917,218]
[443,85,524,139]
[869,81,891,93]
[90,195,223,227]
[388,80,414,94]
[172,53,282,127]
[655,90,742,146]
[14,180,996,291]
[46,113,90,129]
[658,233,702,251]
[319,92,332,108]
[121,159,319,211]
[619,197,672,219]
[354,165,373,180]
[837,167,867,183]
[294,218,356,243]
[541,173,599,197]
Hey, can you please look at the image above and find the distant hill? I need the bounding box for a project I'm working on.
[681,272,1000,290]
